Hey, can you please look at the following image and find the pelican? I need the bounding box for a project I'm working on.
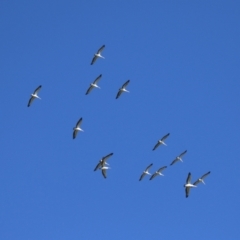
[86,74,102,95]
[94,153,113,171]
[193,171,211,185]
[184,172,197,198]
[27,85,42,107]
[101,166,111,179]
[73,117,84,139]
[152,133,170,151]
[149,166,167,180]
[139,163,153,181]
[170,150,187,166]
[91,45,105,65]
[116,80,130,99]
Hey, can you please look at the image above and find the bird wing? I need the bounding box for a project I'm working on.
[145,163,153,172]
[152,141,160,150]
[102,153,113,164]
[122,80,130,88]
[116,89,122,99]
[33,85,42,94]
[201,171,211,180]
[86,85,94,95]
[27,96,35,107]
[73,129,78,139]
[193,179,201,186]
[186,172,191,184]
[185,187,190,198]
[139,172,146,181]
[170,158,178,166]
[158,166,167,173]
[149,173,157,180]
[76,118,83,128]
[97,45,105,54]
[93,74,102,84]
[91,55,97,65]
[179,150,187,158]
[102,168,107,178]
[94,161,102,171]
[161,133,170,141]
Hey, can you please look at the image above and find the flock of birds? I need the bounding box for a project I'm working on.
[27,45,210,198]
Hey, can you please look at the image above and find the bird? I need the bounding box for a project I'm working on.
[193,171,211,185]
[86,74,102,95]
[170,150,187,166]
[91,45,105,65]
[73,117,84,139]
[94,153,113,171]
[27,85,42,107]
[101,166,111,179]
[139,163,153,181]
[116,80,130,99]
[149,166,167,180]
[152,133,170,151]
[184,172,197,198]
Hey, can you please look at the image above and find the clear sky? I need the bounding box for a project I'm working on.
[0,1,240,239]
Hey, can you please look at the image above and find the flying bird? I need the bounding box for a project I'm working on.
[152,133,170,151]
[101,166,111,179]
[94,153,113,171]
[91,45,105,65]
[116,80,130,99]
[193,171,211,185]
[86,74,102,95]
[139,163,153,181]
[27,85,42,107]
[170,150,187,166]
[73,117,84,139]
[184,172,197,198]
[149,166,167,180]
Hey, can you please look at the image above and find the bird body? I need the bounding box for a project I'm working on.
[116,80,130,99]
[28,85,42,107]
[73,118,84,139]
[139,163,153,181]
[91,45,105,65]
[152,133,170,151]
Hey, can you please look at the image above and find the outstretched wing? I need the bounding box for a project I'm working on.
[116,89,122,99]
[93,74,102,84]
[185,187,190,198]
[149,173,157,180]
[76,118,83,128]
[161,133,170,141]
[33,85,42,94]
[179,150,187,158]
[97,45,105,54]
[170,158,178,166]
[27,96,35,107]
[122,80,130,88]
[86,85,94,95]
[139,172,146,181]
[201,171,211,180]
[91,55,98,65]
[102,168,107,178]
[152,141,160,151]
[186,172,191,184]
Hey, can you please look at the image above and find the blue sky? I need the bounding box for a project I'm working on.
[0,1,240,239]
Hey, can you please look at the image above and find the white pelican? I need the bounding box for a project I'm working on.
[149,166,167,180]
[152,133,170,151]
[86,74,102,95]
[101,166,111,179]
[116,80,130,99]
[73,117,84,139]
[184,172,197,198]
[139,163,153,181]
[193,171,211,185]
[94,153,113,171]
[170,150,187,166]
[91,45,105,65]
[27,85,42,107]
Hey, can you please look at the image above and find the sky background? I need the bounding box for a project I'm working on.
[0,1,240,239]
